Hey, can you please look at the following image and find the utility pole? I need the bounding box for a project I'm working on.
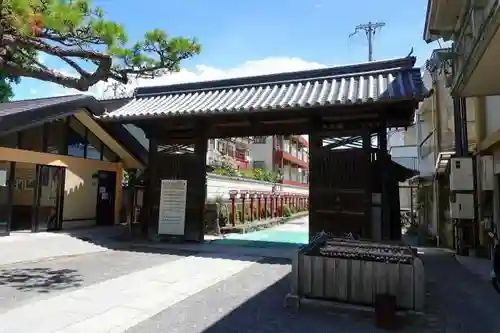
[349,21,386,61]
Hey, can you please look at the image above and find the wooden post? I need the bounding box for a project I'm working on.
[378,126,390,240]
[362,131,373,240]
[141,136,158,237]
[308,116,323,242]
[192,125,208,242]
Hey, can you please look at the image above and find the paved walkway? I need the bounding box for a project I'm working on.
[2,219,500,332]
[0,253,259,333]
[455,254,492,282]
[420,248,500,332]
[211,216,309,247]
[0,232,108,266]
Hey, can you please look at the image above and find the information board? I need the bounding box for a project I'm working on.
[158,179,187,235]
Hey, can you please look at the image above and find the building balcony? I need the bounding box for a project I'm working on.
[280,179,308,188]
[392,157,419,171]
[426,0,500,96]
[452,0,500,96]
[275,149,308,169]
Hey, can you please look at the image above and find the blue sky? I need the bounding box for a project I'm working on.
[13,0,443,100]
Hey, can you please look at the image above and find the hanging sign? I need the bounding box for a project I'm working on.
[158,179,187,235]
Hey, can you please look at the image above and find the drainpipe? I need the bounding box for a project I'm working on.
[434,76,442,246]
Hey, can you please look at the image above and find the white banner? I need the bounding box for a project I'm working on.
[158,179,187,235]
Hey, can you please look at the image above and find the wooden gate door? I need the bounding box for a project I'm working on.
[309,148,372,240]
[150,153,206,242]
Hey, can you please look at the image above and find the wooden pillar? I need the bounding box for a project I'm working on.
[187,123,208,242]
[141,136,158,237]
[378,126,390,240]
[362,131,373,240]
[308,116,323,242]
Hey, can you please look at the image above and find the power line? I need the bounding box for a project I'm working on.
[349,21,386,62]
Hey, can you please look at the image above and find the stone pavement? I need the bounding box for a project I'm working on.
[0,232,109,266]
[455,254,492,282]
[0,252,260,333]
[0,250,183,314]
[1,220,500,332]
[420,248,500,332]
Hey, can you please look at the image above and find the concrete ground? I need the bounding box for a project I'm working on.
[0,232,109,266]
[0,217,499,332]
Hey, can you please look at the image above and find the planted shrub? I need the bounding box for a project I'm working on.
[283,205,292,217]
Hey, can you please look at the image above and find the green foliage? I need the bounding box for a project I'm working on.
[251,168,281,182]
[211,156,240,177]
[282,205,292,217]
[1,0,201,91]
[0,74,18,102]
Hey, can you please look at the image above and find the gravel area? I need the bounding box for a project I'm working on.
[0,249,187,313]
[125,257,433,333]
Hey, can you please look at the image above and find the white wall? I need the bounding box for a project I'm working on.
[206,173,308,200]
[389,145,418,210]
[248,137,273,169]
[485,95,500,136]
[390,145,418,158]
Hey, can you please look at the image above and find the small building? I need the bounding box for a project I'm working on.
[0,95,146,236]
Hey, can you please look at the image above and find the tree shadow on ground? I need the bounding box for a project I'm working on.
[0,267,83,293]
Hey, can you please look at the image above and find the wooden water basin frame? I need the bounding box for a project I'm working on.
[287,237,425,311]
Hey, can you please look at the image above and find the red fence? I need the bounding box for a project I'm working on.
[227,190,309,226]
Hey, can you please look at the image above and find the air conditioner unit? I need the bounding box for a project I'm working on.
[449,157,474,191]
[450,193,475,219]
[480,155,494,191]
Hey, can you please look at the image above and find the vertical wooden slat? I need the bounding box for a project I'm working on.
[398,263,414,309]
[290,250,300,295]
[334,258,349,301]
[361,261,374,304]
[349,259,362,302]
[311,256,325,297]
[413,258,425,311]
[300,255,312,295]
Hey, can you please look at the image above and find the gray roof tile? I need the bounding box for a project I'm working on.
[101,57,428,120]
[0,94,91,117]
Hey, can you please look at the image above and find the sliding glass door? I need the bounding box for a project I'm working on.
[0,162,13,236]
[35,165,65,232]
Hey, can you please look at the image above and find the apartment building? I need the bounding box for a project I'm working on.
[207,138,251,169]
[423,0,500,252]
[249,135,308,187]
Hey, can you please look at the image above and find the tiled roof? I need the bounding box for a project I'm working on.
[0,95,94,118]
[0,94,104,134]
[101,57,428,121]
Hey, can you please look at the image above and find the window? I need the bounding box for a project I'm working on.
[253,161,266,169]
[19,125,44,152]
[67,117,87,158]
[208,139,216,150]
[86,130,102,160]
[46,119,67,154]
[253,136,267,144]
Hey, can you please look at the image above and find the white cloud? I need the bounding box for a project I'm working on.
[42,56,327,101]
[96,56,327,98]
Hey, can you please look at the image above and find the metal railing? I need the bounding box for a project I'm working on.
[419,132,434,159]
[392,157,419,171]
[453,2,488,79]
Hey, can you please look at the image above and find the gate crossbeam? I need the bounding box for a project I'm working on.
[323,133,377,150]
